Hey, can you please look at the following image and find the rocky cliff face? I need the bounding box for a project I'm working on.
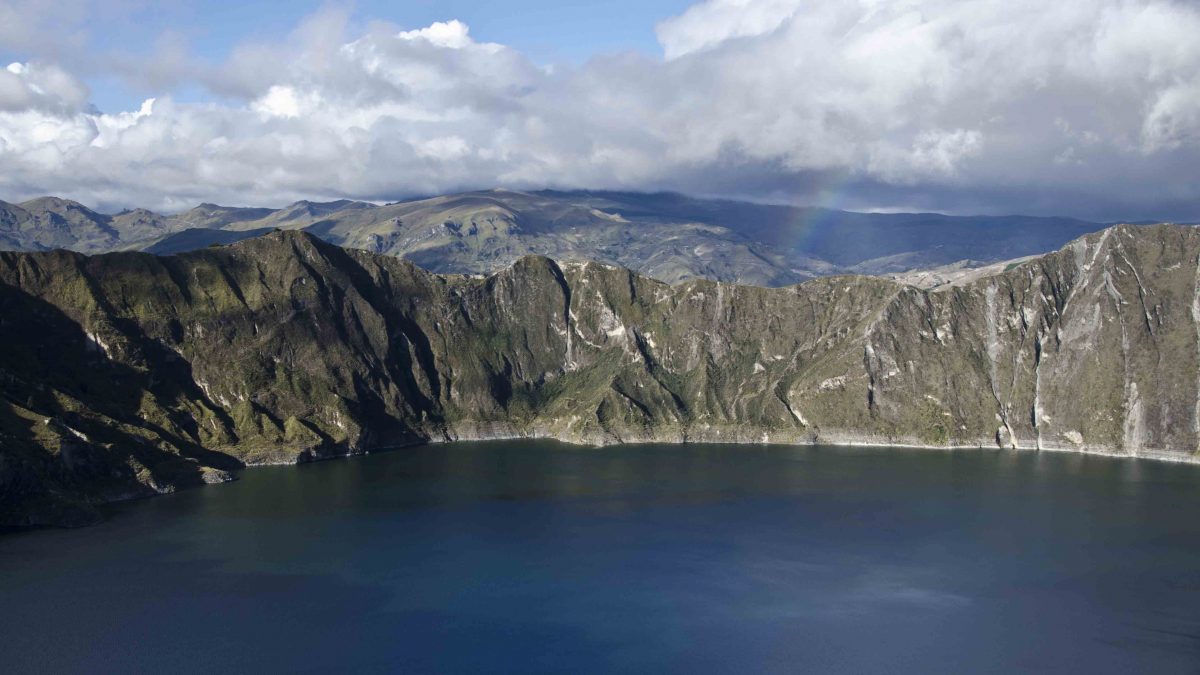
[1,224,1197,527]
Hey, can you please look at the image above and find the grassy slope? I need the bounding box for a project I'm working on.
[1,223,1197,528]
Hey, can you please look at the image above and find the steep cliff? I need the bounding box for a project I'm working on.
[1,224,1197,527]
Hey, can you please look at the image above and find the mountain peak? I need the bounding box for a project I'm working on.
[0,190,1167,286]
[19,196,97,214]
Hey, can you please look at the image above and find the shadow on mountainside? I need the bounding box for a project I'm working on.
[0,284,243,528]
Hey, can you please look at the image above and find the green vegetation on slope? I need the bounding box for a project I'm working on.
[1,223,1197,528]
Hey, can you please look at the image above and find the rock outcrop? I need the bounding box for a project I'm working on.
[2,223,1197,527]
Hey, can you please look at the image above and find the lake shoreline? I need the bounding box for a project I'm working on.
[10,429,1195,534]
[247,425,1200,467]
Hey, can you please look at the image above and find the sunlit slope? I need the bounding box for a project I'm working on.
[2,223,1198,526]
[2,190,1123,286]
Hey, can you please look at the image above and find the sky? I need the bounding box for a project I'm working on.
[0,1,697,113]
[1,0,1199,220]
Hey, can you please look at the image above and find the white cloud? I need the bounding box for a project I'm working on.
[656,0,800,59]
[252,86,305,119]
[0,61,90,114]
[1142,80,1200,153]
[396,20,478,50]
[869,129,984,183]
[0,0,1198,220]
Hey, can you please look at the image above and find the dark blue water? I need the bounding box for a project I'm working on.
[3,441,1200,674]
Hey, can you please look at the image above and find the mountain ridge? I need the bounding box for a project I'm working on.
[0,189,1129,287]
[1,222,1199,528]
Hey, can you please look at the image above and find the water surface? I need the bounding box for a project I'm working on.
[3,441,1199,673]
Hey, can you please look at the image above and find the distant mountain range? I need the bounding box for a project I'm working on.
[0,189,1160,285]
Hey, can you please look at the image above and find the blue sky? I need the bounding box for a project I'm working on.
[2,0,695,113]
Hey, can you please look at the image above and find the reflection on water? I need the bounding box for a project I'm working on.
[2,442,1199,674]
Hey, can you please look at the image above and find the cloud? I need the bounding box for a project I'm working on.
[0,62,90,114]
[0,0,1198,220]
[0,0,92,60]
[396,20,477,49]
[655,0,801,59]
